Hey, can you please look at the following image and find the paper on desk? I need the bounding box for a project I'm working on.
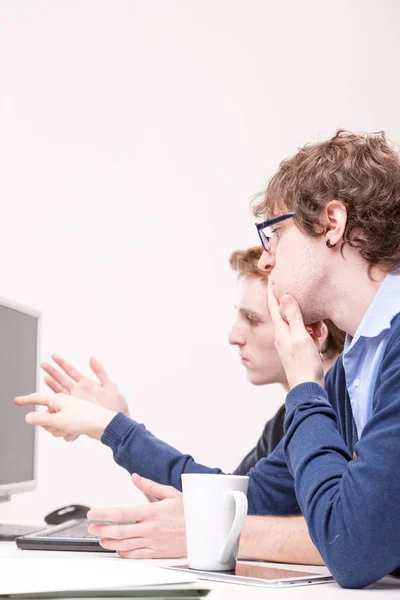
[0,557,196,596]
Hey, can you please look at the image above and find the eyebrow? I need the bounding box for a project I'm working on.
[271,220,287,229]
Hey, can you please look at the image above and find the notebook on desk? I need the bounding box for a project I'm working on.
[15,519,114,553]
[0,557,210,598]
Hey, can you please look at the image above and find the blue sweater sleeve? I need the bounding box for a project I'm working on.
[247,439,299,516]
[101,412,223,490]
[283,342,400,589]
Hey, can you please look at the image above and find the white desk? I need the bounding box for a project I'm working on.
[0,540,399,598]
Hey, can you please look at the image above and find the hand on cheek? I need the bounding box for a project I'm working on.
[267,280,325,389]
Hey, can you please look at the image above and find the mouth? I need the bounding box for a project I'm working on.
[240,356,250,365]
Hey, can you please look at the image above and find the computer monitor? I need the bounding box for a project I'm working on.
[0,297,40,503]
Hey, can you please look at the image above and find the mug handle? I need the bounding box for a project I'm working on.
[218,490,248,564]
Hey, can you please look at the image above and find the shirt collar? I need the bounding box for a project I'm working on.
[344,274,400,354]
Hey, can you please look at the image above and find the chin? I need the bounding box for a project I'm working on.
[247,373,270,386]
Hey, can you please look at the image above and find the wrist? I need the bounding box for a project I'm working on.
[289,371,324,390]
[89,409,117,440]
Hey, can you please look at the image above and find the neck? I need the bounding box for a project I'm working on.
[321,253,387,337]
[322,354,338,373]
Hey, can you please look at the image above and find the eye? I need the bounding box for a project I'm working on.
[246,313,260,325]
[271,226,282,238]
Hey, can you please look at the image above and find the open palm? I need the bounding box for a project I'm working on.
[41,355,129,441]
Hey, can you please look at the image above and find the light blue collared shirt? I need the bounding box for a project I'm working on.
[342,274,400,439]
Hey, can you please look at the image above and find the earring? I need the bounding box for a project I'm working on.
[326,240,336,248]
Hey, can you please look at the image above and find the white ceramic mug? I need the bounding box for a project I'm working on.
[181,473,249,571]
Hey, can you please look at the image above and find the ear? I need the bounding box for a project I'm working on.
[319,321,330,352]
[323,200,347,246]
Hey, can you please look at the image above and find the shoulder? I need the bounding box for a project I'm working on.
[376,314,400,381]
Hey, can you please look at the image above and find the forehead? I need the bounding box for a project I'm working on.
[237,277,269,316]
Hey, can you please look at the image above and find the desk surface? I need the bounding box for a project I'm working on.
[0,540,399,598]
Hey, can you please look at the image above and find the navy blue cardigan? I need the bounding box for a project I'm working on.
[102,315,400,588]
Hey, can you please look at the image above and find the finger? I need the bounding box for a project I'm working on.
[279,295,309,344]
[87,504,153,523]
[15,393,57,409]
[41,363,73,392]
[51,429,67,438]
[44,428,77,441]
[25,411,59,428]
[88,522,149,540]
[44,375,70,395]
[99,537,150,553]
[51,354,84,383]
[267,279,290,340]
[118,548,155,559]
[43,426,59,435]
[131,473,179,500]
[89,357,111,386]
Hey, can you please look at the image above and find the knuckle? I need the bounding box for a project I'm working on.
[115,526,127,539]
[120,538,134,551]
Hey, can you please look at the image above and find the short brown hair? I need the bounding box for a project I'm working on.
[253,130,400,273]
[229,246,268,281]
[229,245,345,358]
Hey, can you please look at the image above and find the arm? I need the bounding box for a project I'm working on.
[246,439,300,516]
[88,473,322,564]
[239,515,323,565]
[101,413,223,490]
[234,406,285,475]
[14,393,223,490]
[266,287,400,588]
[284,371,400,588]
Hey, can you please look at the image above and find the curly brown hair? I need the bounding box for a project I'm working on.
[229,246,345,358]
[252,130,400,273]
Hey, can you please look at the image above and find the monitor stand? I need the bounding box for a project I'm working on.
[0,494,42,541]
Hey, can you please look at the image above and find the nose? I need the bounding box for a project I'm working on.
[258,249,275,272]
[229,322,246,347]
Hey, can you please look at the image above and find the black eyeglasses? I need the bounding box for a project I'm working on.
[255,212,296,252]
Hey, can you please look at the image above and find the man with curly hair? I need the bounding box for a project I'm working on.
[17,130,400,588]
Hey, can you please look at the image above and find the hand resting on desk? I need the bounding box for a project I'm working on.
[88,473,187,559]
[88,473,323,566]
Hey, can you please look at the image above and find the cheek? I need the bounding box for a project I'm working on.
[256,327,276,360]
[274,246,292,283]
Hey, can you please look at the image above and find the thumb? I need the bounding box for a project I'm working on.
[279,295,305,332]
[131,473,178,499]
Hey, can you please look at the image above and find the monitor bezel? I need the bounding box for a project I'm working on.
[0,296,41,499]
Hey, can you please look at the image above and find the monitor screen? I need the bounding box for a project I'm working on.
[0,300,39,497]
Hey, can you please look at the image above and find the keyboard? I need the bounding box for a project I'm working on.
[15,519,115,553]
[0,523,43,541]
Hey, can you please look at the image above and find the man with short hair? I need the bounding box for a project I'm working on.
[15,245,343,566]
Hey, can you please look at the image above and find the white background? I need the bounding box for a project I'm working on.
[0,0,399,520]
